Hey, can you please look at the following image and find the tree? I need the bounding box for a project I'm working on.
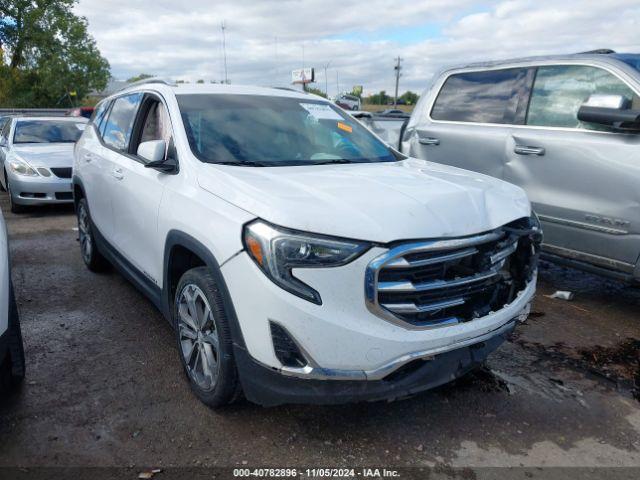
[305,87,327,98]
[364,90,389,105]
[400,90,419,105]
[127,73,154,83]
[0,0,110,107]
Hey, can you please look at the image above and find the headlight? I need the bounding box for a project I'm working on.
[9,158,38,177]
[243,220,369,304]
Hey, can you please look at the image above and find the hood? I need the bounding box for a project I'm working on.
[197,158,531,243]
[12,144,75,169]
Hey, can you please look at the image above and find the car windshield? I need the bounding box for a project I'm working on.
[177,94,397,166]
[13,120,85,144]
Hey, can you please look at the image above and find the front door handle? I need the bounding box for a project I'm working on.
[419,137,440,146]
[514,145,545,156]
[112,168,124,180]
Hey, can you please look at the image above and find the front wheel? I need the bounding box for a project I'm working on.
[174,267,241,408]
[7,180,27,214]
[77,198,109,272]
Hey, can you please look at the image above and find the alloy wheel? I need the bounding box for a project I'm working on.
[177,284,221,391]
[77,203,93,263]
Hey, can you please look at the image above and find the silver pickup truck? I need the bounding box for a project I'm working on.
[401,51,640,283]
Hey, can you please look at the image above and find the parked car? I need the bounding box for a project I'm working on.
[377,108,410,118]
[402,51,640,283]
[335,94,361,111]
[0,208,25,393]
[66,107,95,119]
[73,81,540,407]
[0,116,88,213]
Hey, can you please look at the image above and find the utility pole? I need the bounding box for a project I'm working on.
[393,56,402,107]
[323,61,331,97]
[221,21,228,84]
[274,36,278,84]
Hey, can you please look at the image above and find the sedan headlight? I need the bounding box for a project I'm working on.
[243,220,369,304]
[9,158,38,177]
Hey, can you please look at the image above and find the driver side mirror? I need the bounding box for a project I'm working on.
[0,137,7,147]
[139,139,178,174]
[577,94,640,132]
[138,140,166,163]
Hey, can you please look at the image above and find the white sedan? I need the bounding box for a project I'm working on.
[0,208,25,392]
[0,116,87,213]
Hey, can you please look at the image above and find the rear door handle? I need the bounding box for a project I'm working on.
[418,137,440,146]
[111,168,124,180]
[84,153,94,163]
[514,145,545,156]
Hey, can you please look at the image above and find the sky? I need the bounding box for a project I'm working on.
[75,0,640,98]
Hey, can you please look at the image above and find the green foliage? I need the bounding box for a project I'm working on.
[0,0,110,107]
[305,87,327,98]
[400,90,419,105]
[127,73,154,83]
[364,90,390,105]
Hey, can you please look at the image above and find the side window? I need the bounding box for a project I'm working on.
[431,68,531,124]
[91,100,111,136]
[135,99,174,162]
[102,93,143,151]
[1,120,11,141]
[526,65,640,130]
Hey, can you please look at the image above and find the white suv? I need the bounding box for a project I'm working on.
[73,80,540,407]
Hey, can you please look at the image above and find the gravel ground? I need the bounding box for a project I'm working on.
[0,195,638,477]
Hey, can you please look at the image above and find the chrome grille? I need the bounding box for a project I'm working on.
[365,217,540,329]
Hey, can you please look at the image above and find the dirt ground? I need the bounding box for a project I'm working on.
[0,194,638,477]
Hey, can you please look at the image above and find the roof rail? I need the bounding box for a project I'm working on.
[579,49,616,54]
[117,77,176,92]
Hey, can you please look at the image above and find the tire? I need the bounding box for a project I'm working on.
[6,179,27,214]
[0,284,25,393]
[76,198,109,272]
[174,267,241,408]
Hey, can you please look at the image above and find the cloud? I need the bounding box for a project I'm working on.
[75,0,640,97]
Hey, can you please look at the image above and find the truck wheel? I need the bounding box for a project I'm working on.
[76,198,109,272]
[0,284,25,393]
[174,267,241,408]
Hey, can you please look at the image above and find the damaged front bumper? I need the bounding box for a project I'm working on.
[234,318,519,407]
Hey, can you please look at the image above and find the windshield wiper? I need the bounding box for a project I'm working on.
[310,159,354,165]
[212,160,270,167]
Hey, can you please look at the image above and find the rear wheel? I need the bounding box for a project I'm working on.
[77,198,109,272]
[174,267,241,407]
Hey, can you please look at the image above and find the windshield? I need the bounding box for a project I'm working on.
[177,94,396,166]
[13,120,85,144]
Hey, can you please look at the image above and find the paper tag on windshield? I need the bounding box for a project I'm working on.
[300,103,342,120]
